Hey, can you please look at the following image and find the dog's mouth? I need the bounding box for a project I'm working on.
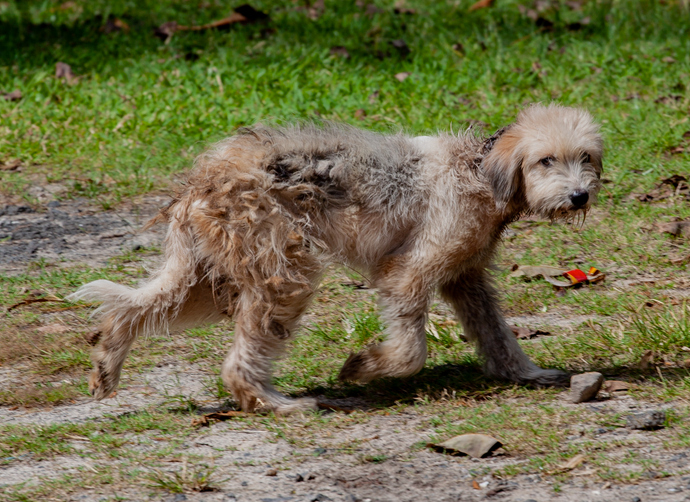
[549,206,590,228]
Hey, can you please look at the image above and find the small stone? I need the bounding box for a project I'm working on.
[568,372,604,403]
[313,447,327,456]
[241,481,248,486]
[295,473,304,482]
[309,495,332,502]
[173,494,187,502]
[626,410,666,430]
[266,468,278,476]
[631,497,641,502]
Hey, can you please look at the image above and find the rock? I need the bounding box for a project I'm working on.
[568,372,604,403]
[266,468,278,476]
[428,433,502,458]
[626,410,666,430]
[173,494,187,502]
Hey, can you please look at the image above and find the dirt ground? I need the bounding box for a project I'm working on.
[2,195,690,502]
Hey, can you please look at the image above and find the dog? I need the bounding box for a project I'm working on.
[70,104,603,414]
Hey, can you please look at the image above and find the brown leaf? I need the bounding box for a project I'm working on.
[0,158,22,171]
[429,433,502,458]
[662,56,676,63]
[391,39,410,57]
[191,410,248,427]
[308,0,325,20]
[637,350,654,370]
[602,380,631,393]
[2,89,22,101]
[101,17,130,33]
[510,325,551,340]
[509,265,565,279]
[557,454,586,472]
[469,0,495,11]
[330,46,350,59]
[55,62,76,83]
[354,109,366,120]
[472,479,480,490]
[394,72,411,82]
[154,21,179,41]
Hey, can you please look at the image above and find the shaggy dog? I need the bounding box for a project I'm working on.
[70,104,603,414]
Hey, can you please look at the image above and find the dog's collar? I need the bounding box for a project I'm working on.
[472,126,509,171]
[481,126,509,156]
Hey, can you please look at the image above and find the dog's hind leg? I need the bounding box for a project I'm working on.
[339,260,431,383]
[69,213,222,399]
[221,278,319,415]
[439,270,569,386]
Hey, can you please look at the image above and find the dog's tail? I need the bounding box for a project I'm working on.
[68,207,199,337]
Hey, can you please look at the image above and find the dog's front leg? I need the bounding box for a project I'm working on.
[440,270,569,386]
[339,269,431,383]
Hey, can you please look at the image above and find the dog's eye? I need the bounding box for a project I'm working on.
[582,153,591,164]
[540,157,554,167]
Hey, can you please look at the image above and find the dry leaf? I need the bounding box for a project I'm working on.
[2,89,22,101]
[428,433,502,458]
[0,158,22,171]
[662,56,676,63]
[354,109,366,120]
[55,62,76,83]
[510,325,551,340]
[558,454,586,471]
[469,0,494,11]
[394,72,411,82]
[637,350,654,370]
[391,39,410,57]
[602,380,631,393]
[472,479,480,489]
[191,410,248,427]
[330,46,350,58]
[101,17,130,33]
[509,265,565,279]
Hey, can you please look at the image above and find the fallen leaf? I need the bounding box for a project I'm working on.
[509,325,551,340]
[191,410,248,427]
[101,17,129,33]
[509,265,566,279]
[390,39,410,57]
[602,380,631,393]
[154,5,268,42]
[2,89,22,101]
[472,479,480,489]
[662,56,676,63]
[330,46,350,58]
[556,454,586,472]
[469,0,494,11]
[308,0,325,20]
[154,21,179,41]
[37,323,70,335]
[394,72,411,82]
[55,62,76,83]
[637,350,654,370]
[657,220,690,237]
[354,109,366,120]
[0,158,22,171]
[428,433,502,458]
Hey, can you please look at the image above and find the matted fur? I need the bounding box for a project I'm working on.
[70,104,603,413]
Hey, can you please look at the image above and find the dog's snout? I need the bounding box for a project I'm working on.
[570,189,589,208]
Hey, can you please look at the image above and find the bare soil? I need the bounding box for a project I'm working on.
[2,197,689,502]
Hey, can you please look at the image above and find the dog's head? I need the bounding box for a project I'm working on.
[482,104,603,221]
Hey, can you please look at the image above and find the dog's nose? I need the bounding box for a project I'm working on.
[570,189,589,208]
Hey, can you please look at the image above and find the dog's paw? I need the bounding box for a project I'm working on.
[88,362,119,400]
[338,352,377,383]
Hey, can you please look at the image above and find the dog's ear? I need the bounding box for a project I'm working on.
[481,132,523,212]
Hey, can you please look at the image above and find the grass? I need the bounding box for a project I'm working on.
[2,0,690,498]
